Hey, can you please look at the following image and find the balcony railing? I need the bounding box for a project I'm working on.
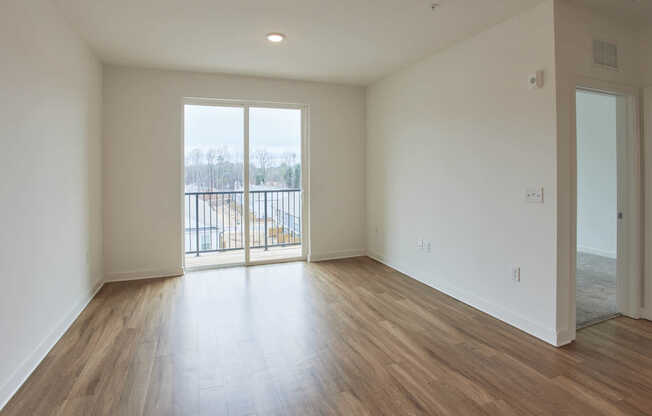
[185,189,301,256]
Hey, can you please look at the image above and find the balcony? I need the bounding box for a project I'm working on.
[184,189,302,267]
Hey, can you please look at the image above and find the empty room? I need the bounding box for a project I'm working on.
[2,0,652,415]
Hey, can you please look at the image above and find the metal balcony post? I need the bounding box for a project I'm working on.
[195,194,200,257]
[264,191,268,251]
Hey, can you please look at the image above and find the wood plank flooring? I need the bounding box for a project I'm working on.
[3,257,652,415]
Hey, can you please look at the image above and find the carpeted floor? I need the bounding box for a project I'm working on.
[576,251,618,328]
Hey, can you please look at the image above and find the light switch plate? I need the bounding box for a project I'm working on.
[512,267,521,282]
[526,187,543,203]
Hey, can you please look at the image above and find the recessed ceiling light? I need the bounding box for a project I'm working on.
[266,33,286,43]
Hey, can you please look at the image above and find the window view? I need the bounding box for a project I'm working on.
[248,107,302,262]
[184,104,303,267]
[184,105,245,267]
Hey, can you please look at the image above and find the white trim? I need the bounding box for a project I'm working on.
[184,256,307,273]
[555,328,574,347]
[617,92,642,319]
[562,77,644,342]
[644,87,652,321]
[639,308,652,321]
[185,262,245,272]
[179,98,187,270]
[641,307,652,321]
[243,105,251,265]
[309,249,366,262]
[577,246,617,259]
[367,252,561,346]
[180,98,310,268]
[184,97,306,109]
[0,281,104,411]
[104,268,183,283]
[248,257,306,267]
[301,105,311,261]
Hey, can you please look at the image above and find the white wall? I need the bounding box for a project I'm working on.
[576,90,617,258]
[0,0,102,409]
[553,2,642,87]
[553,0,645,340]
[366,1,559,344]
[640,27,652,87]
[103,66,366,279]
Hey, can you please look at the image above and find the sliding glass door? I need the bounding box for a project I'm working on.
[183,101,305,268]
[184,104,245,267]
[248,107,302,262]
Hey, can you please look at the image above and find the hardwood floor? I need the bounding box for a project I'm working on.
[3,257,652,415]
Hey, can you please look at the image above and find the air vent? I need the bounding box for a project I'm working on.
[593,39,618,70]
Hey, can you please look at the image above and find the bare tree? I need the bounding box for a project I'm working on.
[206,149,217,190]
[282,152,298,188]
[190,148,204,189]
[215,145,229,190]
[282,152,296,167]
[253,149,272,184]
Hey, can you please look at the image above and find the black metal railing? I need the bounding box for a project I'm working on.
[184,189,301,256]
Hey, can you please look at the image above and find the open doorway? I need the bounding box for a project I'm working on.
[183,100,307,270]
[575,89,621,328]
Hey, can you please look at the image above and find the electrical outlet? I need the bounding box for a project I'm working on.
[526,187,543,203]
[417,239,424,250]
[426,242,431,253]
[512,267,521,282]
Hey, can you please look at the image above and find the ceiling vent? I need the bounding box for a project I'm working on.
[593,39,618,70]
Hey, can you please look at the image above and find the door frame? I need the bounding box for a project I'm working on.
[644,87,652,321]
[568,77,642,339]
[180,97,310,270]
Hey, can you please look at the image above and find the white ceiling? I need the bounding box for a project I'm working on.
[53,0,546,85]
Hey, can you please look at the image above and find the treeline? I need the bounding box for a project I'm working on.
[253,163,301,188]
[185,148,300,191]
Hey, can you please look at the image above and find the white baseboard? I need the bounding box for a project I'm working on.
[309,249,366,262]
[366,252,560,346]
[577,246,617,259]
[555,328,574,347]
[641,307,652,321]
[104,267,184,282]
[0,280,104,411]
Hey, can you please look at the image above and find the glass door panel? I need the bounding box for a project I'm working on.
[248,107,302,262]
[184,104,245,267]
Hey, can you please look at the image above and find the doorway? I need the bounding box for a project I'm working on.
[183,100,307,269]
[575,89,621,328]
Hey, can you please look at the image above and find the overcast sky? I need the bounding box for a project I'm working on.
[184,105,301,162]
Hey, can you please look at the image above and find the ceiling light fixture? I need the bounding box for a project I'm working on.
[266,33,286,43]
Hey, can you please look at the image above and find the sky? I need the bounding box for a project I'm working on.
[184,105,301,164]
